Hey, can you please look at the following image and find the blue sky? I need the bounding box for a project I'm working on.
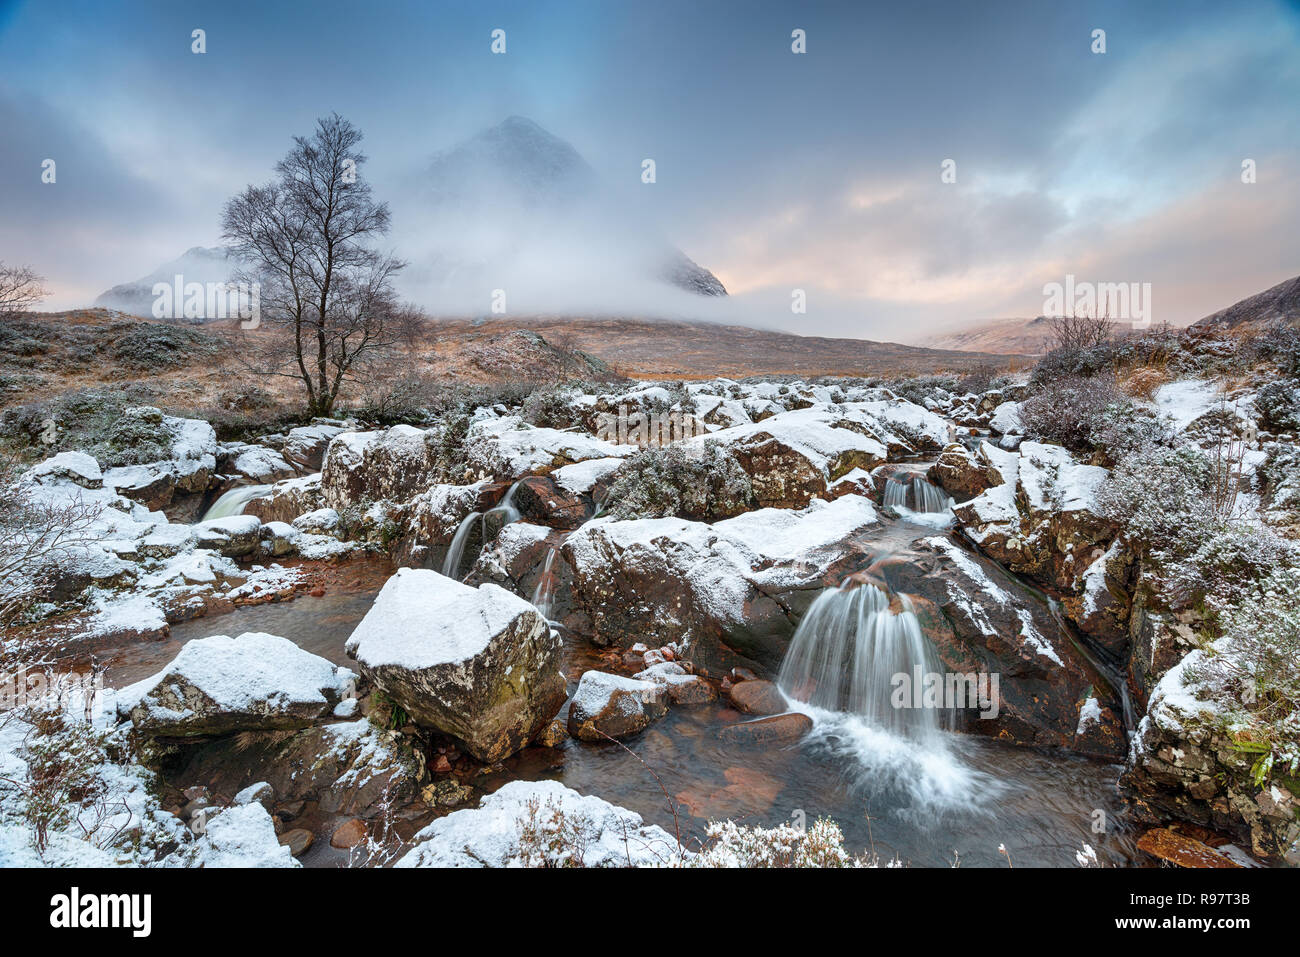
[1,0,1297,339]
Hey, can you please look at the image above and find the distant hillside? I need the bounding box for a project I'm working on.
[922,315,1136,356]
[1193,274,1300,330]
[425,315,1021,379]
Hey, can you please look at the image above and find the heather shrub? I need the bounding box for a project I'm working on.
[1088,401,1171,464]
[522,386,583,430]
[605,440,753,521]
[1095,445,1216,550]
[1255,379,1300,432]
[1018,374,1125,455]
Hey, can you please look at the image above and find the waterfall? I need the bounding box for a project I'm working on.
[883,475,952,514]
[441,511,482,579]
[531,547,559,620]
[484,479,523,526]
[778,582,952,742]
[200,484,271,522]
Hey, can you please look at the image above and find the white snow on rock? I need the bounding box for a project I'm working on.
[1017,442,1108,517]
[23,451,103,487]
[1154,379,1222,434]
[924,536,1064,666]
[551,457,624,496]
[346,568,541,671]
[394,779,686,867]
[989,400,1022,436]
[467,415,637,479]
[181,803,298,868]
[116,631,356,731]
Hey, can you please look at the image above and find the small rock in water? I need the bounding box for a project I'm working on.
[533,718,569,748]
[730,667,757,683]
[330,818,368,849]
[717,712,813,745]
[726,679,787,715]
[432,754,453,773]
[422,779,473,808]
[567,671,668,741]
[279,828,314,857]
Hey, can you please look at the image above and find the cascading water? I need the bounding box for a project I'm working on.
[531,547,559,620]
[883,475,952,514]
[440,481,528,580]
[778,582,952,742]
[441,510,483,579]
[200,484,271,522]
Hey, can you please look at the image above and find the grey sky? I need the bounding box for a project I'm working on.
[1,0,1297,341]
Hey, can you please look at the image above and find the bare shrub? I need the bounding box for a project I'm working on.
[1017,374,1125,455]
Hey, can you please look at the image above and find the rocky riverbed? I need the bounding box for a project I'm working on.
[2,370,1295,867]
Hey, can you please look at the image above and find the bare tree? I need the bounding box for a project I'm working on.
[0,456,101,634]
[222,114,414,417]
[1044,311,1113,354]
[0,264,47,319]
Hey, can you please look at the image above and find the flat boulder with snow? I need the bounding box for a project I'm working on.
[118,631,357,737]
[345,568,566,762]
[395,780,685,867]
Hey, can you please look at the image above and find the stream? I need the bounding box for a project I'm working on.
[90,491,1141,868]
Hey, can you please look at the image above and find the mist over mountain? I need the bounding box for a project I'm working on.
[394,115,726,312]
[94,116,726,322]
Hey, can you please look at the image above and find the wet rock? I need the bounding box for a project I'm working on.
[567,671,668,740]
[345,568,567,763]
[726,679,787,715]
[331,818,368,849]
[717,712,813,745]
[1136,829,1242,868]
[533,718,569,748]
[421,778,473,808]
[635,662,716,705]
[278,828,314,857]
[119,631,356,737]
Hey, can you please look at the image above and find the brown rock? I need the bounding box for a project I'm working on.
[279,828,314,857]
[717,712,813,745]
[330,818,368,849]
[727,679,787,715]
[1137,828,1242,868]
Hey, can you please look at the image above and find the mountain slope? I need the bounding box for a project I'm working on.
[93,246,237,318]
[1193,273,1300,329]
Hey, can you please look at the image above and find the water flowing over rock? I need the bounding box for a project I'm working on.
[779,582,952,742]
[344,568,566,762]
[562,495,881,672]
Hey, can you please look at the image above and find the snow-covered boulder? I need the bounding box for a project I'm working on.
[281,420,349,472]
[23,451,103,488]
[244,473,323,525]
[322,425,440,509]
[224,444,295,484]
[562,495,880,670]
[179,803,299,868]
[395,780,686,867]
[194,514,262,557]
[465,415,637,480]
[118,631,357,737]
[567,671,668,740]
[344,569,566,762]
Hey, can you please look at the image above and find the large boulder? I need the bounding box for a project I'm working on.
[927,443,1002,502]
[562,495,880,672]
[344,568,567,762]
[322,425,441,509]
[117,632,356,737]
[243,473,323,525]
[465,415,636,481]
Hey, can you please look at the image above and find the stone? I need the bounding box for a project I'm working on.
[345,568,567,763]
[278,828,314,857]
[118,632,356,737]
[726,679,787,715]
[717,712,813,745]
[330,818,368,849]
[567,671,668,741]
